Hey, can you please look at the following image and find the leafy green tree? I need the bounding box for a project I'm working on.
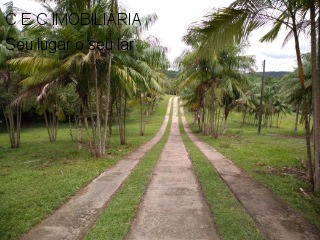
[177,41,254,137]
[308,0,320,191]
[195,0,317,190]
[36,85,65,142]
[8,0,168,157]
[0,3,23,148]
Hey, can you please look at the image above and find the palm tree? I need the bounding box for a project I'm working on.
[309,0,320,191]
[177,48,217,136]
[36,85,65,142]
[282,53,312,132]
[0,3,23,148]
[8,0,168,157]
[177,33,254,137]
[195,0,316,189]
[218,47,254,131]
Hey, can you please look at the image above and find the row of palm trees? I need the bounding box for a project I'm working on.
[177,45,254,137]
[177,0,320,192]
[0,0,169,157]
[178,47,291,134]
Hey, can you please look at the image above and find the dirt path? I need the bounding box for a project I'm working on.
[21,97,173,240]
[126,97,219,240]
[180,107,320,240]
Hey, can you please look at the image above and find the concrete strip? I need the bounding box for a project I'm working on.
[180,107,320,240]
[126,98,219,240]
[21,97,173,240]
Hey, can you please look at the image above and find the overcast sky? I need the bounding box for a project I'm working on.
[2,0,311,71]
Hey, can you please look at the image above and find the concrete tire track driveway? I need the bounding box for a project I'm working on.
[22,95,320,240]
[126,97,219,240]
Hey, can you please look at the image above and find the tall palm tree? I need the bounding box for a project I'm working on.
[196,0,316,189]
[309,0,320,191]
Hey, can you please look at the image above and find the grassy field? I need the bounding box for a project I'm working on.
[179,112,265,239]
[0,96,170,240]
[185,110,320,228]
[85,100,172,240]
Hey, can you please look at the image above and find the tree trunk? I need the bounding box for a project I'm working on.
[215,106,220,136]
[93,56,102,157]
[8,106,15,147]
[241,111,246,127]
[303,94,314,185]
[292,18,314,185]
[123,94,127,144]
[311,2,320,191]
[80,97,94,155]
[54,116,58,141]
[277,113,280,128]
[224,107,229,133]
[102,51,112,156]
[151,97,156,114]
[197,109,201,132]
[140,93,143,136]
[108,100,115,137]
[3,105,22,148]
[209,86,216,138]
[2,105,10,142]
[16,105,22,148]
[265,112,269,128]
[269,114,273,128]
[118,89,125,145]
[202,106,205,134]
[294,104,299,132]
[314,14,320,192]
[77,116,83,150]
[44,110,58,142]
[140,93,145,136]
[44,110,51,141]
[69,116,74,141]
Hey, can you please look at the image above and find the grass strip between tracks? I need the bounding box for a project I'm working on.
[179,109,265,240]
[85,100,173,240]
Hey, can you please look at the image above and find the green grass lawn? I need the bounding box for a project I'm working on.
[179,112,265,240]
[85,100,172,240]
[0,95,170,240]
[185,110,320,229]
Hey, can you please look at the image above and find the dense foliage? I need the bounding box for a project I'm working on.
[0,0,169,157]
[177,0,320,192]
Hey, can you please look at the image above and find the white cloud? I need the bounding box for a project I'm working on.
[246,27,310,71]
[124,0,234,66]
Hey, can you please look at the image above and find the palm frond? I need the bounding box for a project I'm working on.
[8,57,60,75]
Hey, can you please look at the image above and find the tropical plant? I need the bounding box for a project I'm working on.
[177,37,254,137]
[7,0,168,158]
[192,0,319,191]
[0,2,23,148]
